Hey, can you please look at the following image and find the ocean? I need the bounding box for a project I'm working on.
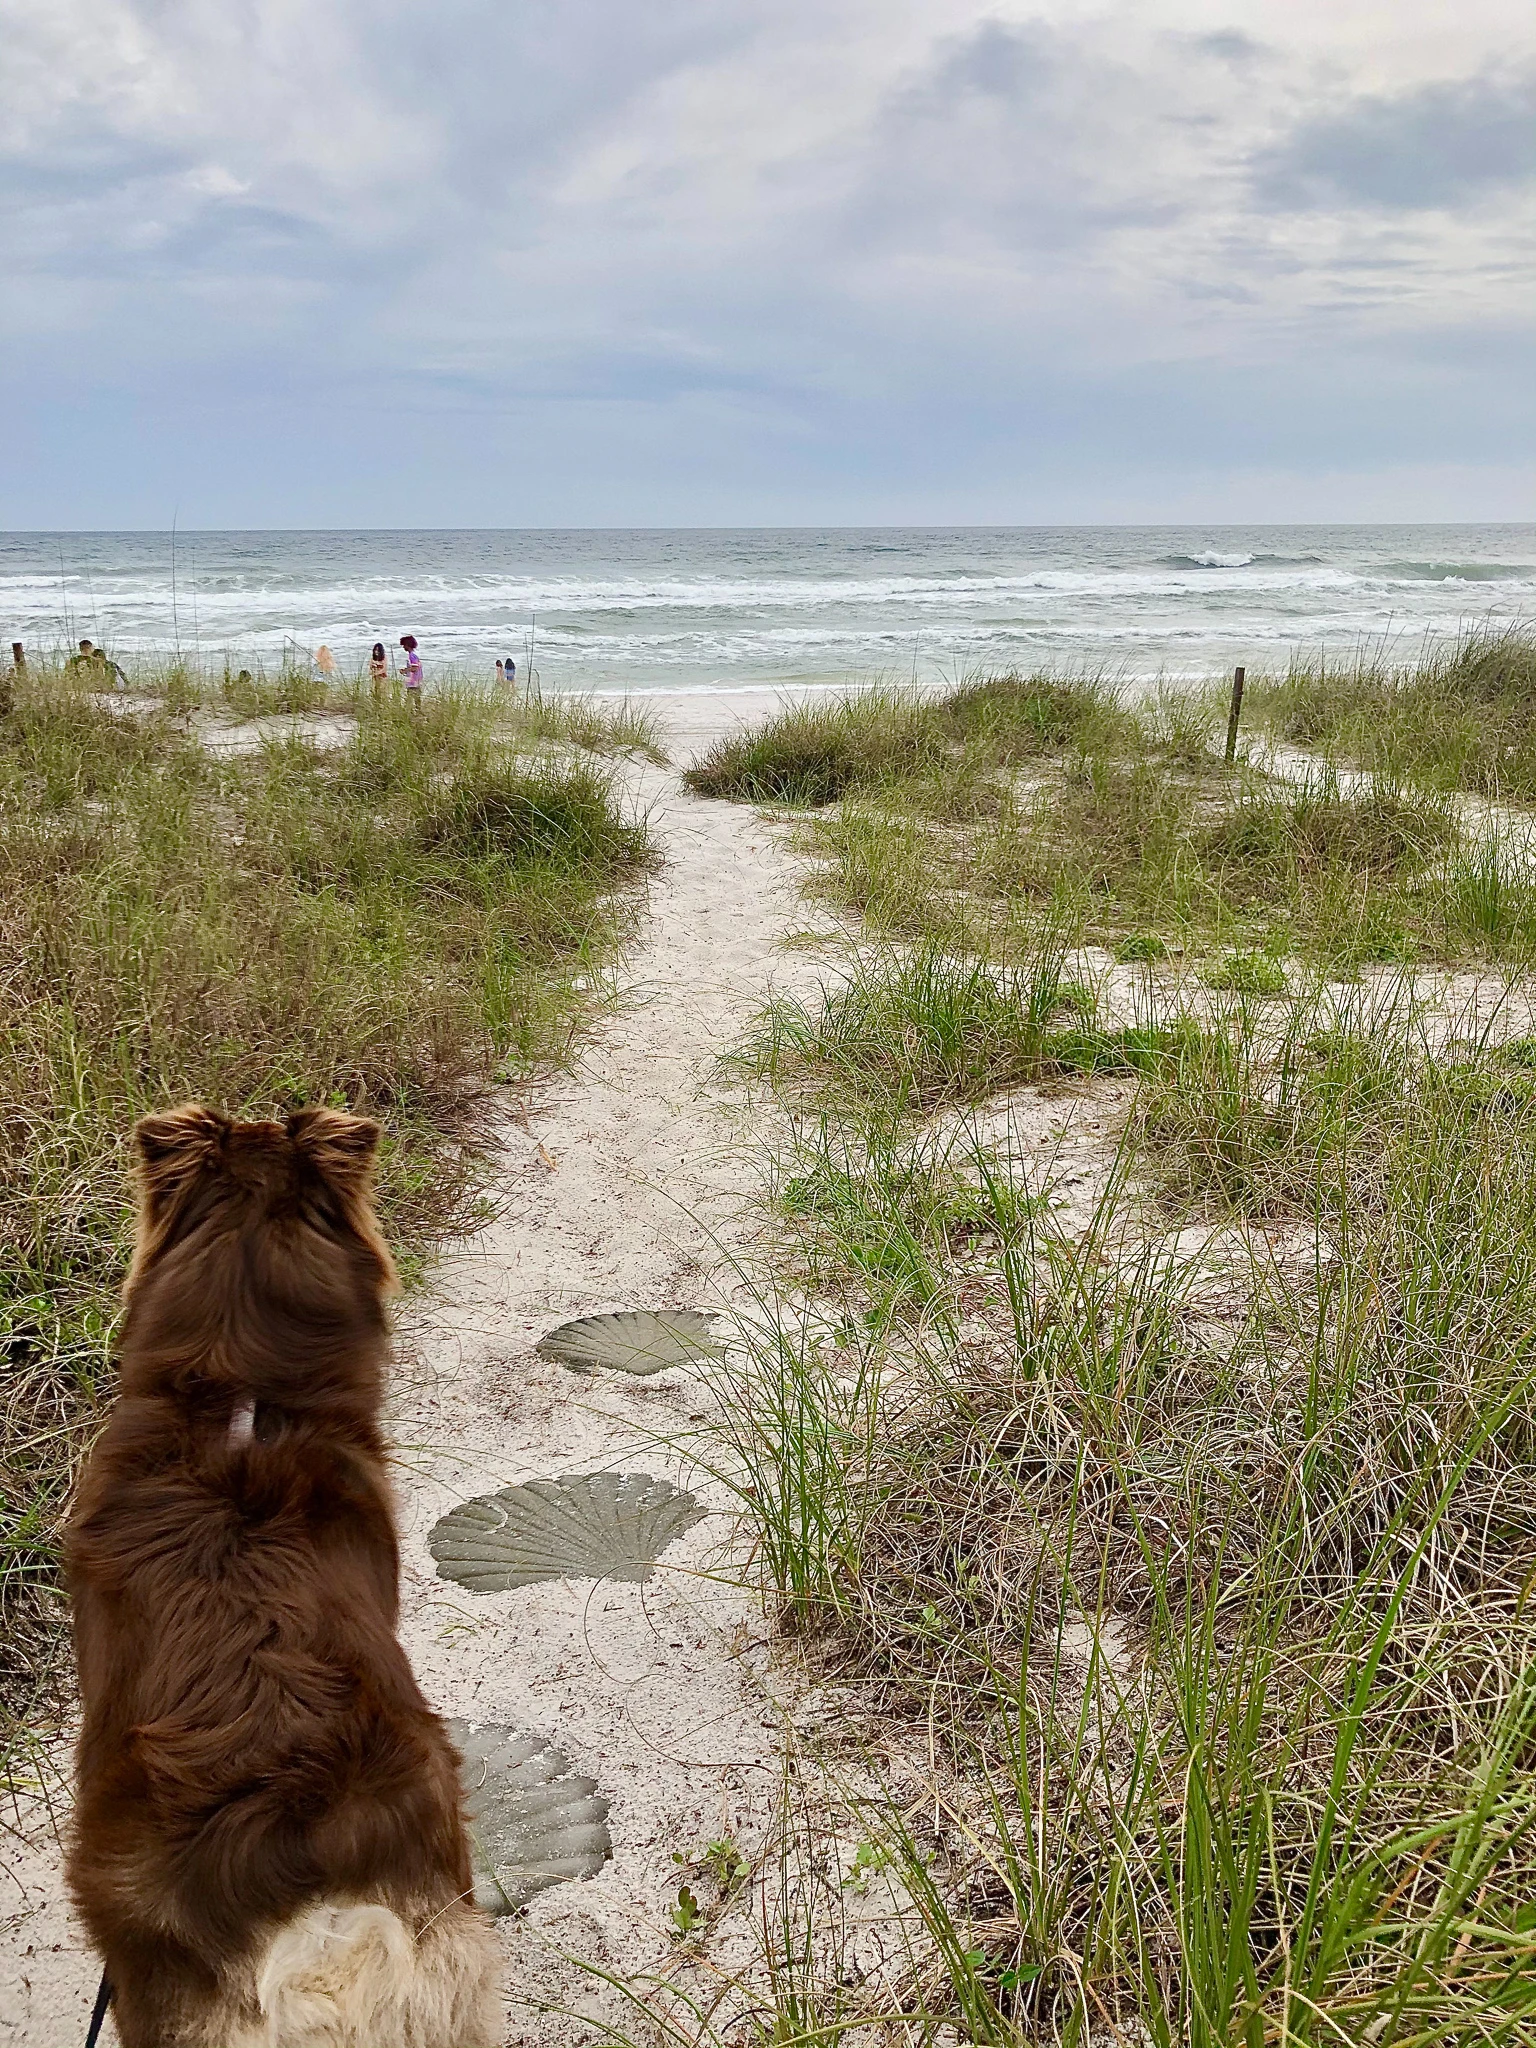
[2,525,1532,694]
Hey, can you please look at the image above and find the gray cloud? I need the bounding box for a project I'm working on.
[0,0,1532,523]
[835,19,1215,265]
[1255,69,1536,211]
[1188,31,1267,66]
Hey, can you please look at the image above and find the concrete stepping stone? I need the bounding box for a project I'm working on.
[450,1719,612,1916]
[430,1471,708,1593]
[536,1308,724,1375]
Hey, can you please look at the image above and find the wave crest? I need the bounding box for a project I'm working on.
[1384,561,1533,583]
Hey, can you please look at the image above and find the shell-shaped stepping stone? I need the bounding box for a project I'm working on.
[429,1470,708,1593]
[537,1308,725,1376]
[449,1719,612,1917]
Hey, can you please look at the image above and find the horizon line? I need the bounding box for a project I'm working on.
[2,518,1532,538]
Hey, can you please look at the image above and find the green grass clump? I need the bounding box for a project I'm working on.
[530,692,668,763]
[686,690,932,804]
[1114,931,1169,962]
[740,941,1205,1117]
[0,663,653,1751]
[738,940,1092,1115]
[1134,989,1536,1230]
[1201,784,1454,878]
[774,1128,1051,1309]
[1202,948,1288,997]
[685,674,1122,807]
[418,762,649,869]
[1252,624,1536,796]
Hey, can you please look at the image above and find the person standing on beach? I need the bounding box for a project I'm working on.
[369,642,389,697]
[400,634,423,704]
[496,656,517,690]
[315,644,337,679]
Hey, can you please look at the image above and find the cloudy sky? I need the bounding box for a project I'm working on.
[2,0,1532,527]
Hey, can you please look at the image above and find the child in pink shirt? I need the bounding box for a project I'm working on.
[399,635,423,699]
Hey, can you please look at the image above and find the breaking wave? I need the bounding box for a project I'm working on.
[1383,561,1534,583]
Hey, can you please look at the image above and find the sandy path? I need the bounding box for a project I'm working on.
[0,690,815,2047]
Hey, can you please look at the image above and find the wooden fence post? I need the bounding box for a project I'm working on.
[1224,665,1246,765]
[10,643,24,671]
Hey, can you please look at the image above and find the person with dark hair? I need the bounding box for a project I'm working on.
[67,638,127,689]
[369,642,388,697]
[399,635,422,704]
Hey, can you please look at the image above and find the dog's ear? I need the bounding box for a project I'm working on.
[287,1108,398,1293]
[126,1104,230,1294]
[133,1103,229,1206]
[286,1107,381,1190]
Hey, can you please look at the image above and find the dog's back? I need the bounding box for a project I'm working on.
[65,1106,500,2048]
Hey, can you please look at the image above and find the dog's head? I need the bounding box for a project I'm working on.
[124,1103,398,1319]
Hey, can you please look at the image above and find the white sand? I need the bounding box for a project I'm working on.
[0,689,824,2047]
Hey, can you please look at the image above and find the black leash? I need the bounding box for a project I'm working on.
[84,1970,113,2048]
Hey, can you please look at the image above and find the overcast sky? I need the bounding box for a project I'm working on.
[2,0,1532,527]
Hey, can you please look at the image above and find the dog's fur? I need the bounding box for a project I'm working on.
[65,1105,501,2048]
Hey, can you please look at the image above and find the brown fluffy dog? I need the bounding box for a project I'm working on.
[65,1105,500,2048]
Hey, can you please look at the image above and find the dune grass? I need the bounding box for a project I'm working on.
[691,660,1536,975]
[809,757,1536,971]
[1249,625,1536,798]
[683,968,1536,2044]
[671,663,1536,2046]
[0,660,655,1763]
[736,938,1196,1121]
[639,655,1536,2044]
[684,675,1127,807]
[56,644,670,761]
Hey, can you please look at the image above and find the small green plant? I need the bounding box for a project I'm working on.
[841,1839,889,1894]
[1203,948,1288,996]
[669,1883,702,1937]
[703,1838,749,1892]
